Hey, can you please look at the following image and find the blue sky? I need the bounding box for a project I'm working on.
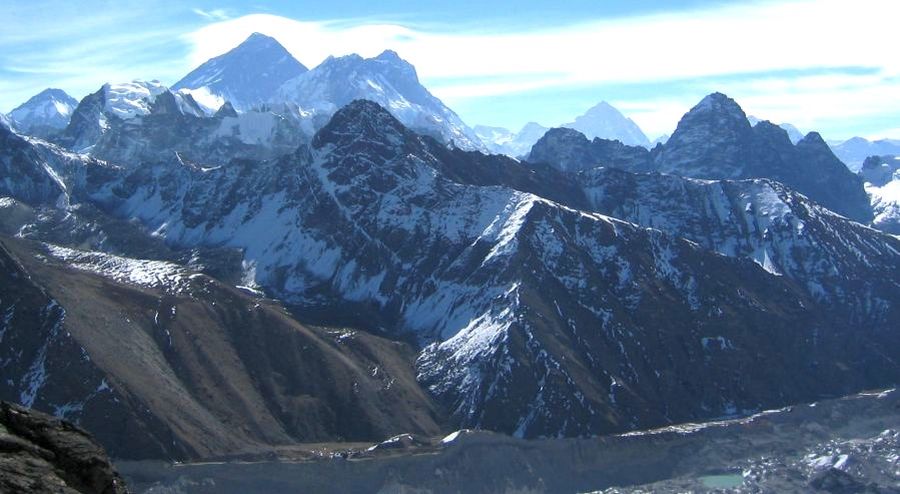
[2,0,898,141]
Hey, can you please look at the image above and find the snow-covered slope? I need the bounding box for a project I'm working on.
[276,50,484,151]
[60,80,208,153]
[475,122,548,158]
[579,167,900,323]
[563,101,650,148]
[8,89,78,138]
[860,155,900,234]
[173,33,308,112]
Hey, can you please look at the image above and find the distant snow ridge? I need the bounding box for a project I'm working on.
[563,101,650,148]
[475,122,549,158]
[831,137,900,172]
[276,50,485,151]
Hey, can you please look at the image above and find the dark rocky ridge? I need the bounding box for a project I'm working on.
[0,401,128,494]
[530,92,874,225]
[528,127,656,173]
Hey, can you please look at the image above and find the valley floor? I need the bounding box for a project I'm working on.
[118,388,899,494]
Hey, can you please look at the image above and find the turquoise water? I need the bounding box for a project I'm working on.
[699,473,744,489]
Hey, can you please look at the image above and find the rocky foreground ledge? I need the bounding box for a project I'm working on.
[0,401,128,494]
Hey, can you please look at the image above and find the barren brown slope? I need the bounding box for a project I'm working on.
[0,236,443,460]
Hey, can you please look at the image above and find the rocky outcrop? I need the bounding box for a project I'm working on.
[0,401,128,494]
[528,127,655,173]
[529,93,875,224]
[859,154,900,234]
[655,93,872,223]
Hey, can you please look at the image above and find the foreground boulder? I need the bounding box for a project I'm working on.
[0,401,128,493]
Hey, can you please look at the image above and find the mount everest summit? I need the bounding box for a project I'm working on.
[0,31,898,482]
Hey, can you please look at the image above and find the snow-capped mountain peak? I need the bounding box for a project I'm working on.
[173,32,308,112]
[8,88,78,137]
[276,50,485,151]
[562,100,651,148]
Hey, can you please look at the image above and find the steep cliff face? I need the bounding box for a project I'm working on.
[655,93,872,223]
[528,127,655,173]
[0,401,129,494]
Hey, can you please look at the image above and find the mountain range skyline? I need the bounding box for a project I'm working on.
[1,0,898,141]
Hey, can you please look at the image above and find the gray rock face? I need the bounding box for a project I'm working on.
[60,86,309,167]
[534,93,873,224]
[528,127,655,173]
[8,88,78,139]
[656,93,873,223]
[0,124,69,205]
[172,33,309,112]
[748,115,804,144]
[0,401,129,494]
[860,154,900,187]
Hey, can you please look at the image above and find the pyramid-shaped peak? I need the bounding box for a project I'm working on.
[31,88,75,101]
[587,101,617,112]
[246,32,277,42]
[313,99,409,149]
[236,32,286,50]
[692,92,745,116]
[375,49,403,61]
[796,131,831,151]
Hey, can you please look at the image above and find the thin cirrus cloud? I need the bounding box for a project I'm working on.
[182,0,899,138]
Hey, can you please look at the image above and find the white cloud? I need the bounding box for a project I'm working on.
[192,8,231,21]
